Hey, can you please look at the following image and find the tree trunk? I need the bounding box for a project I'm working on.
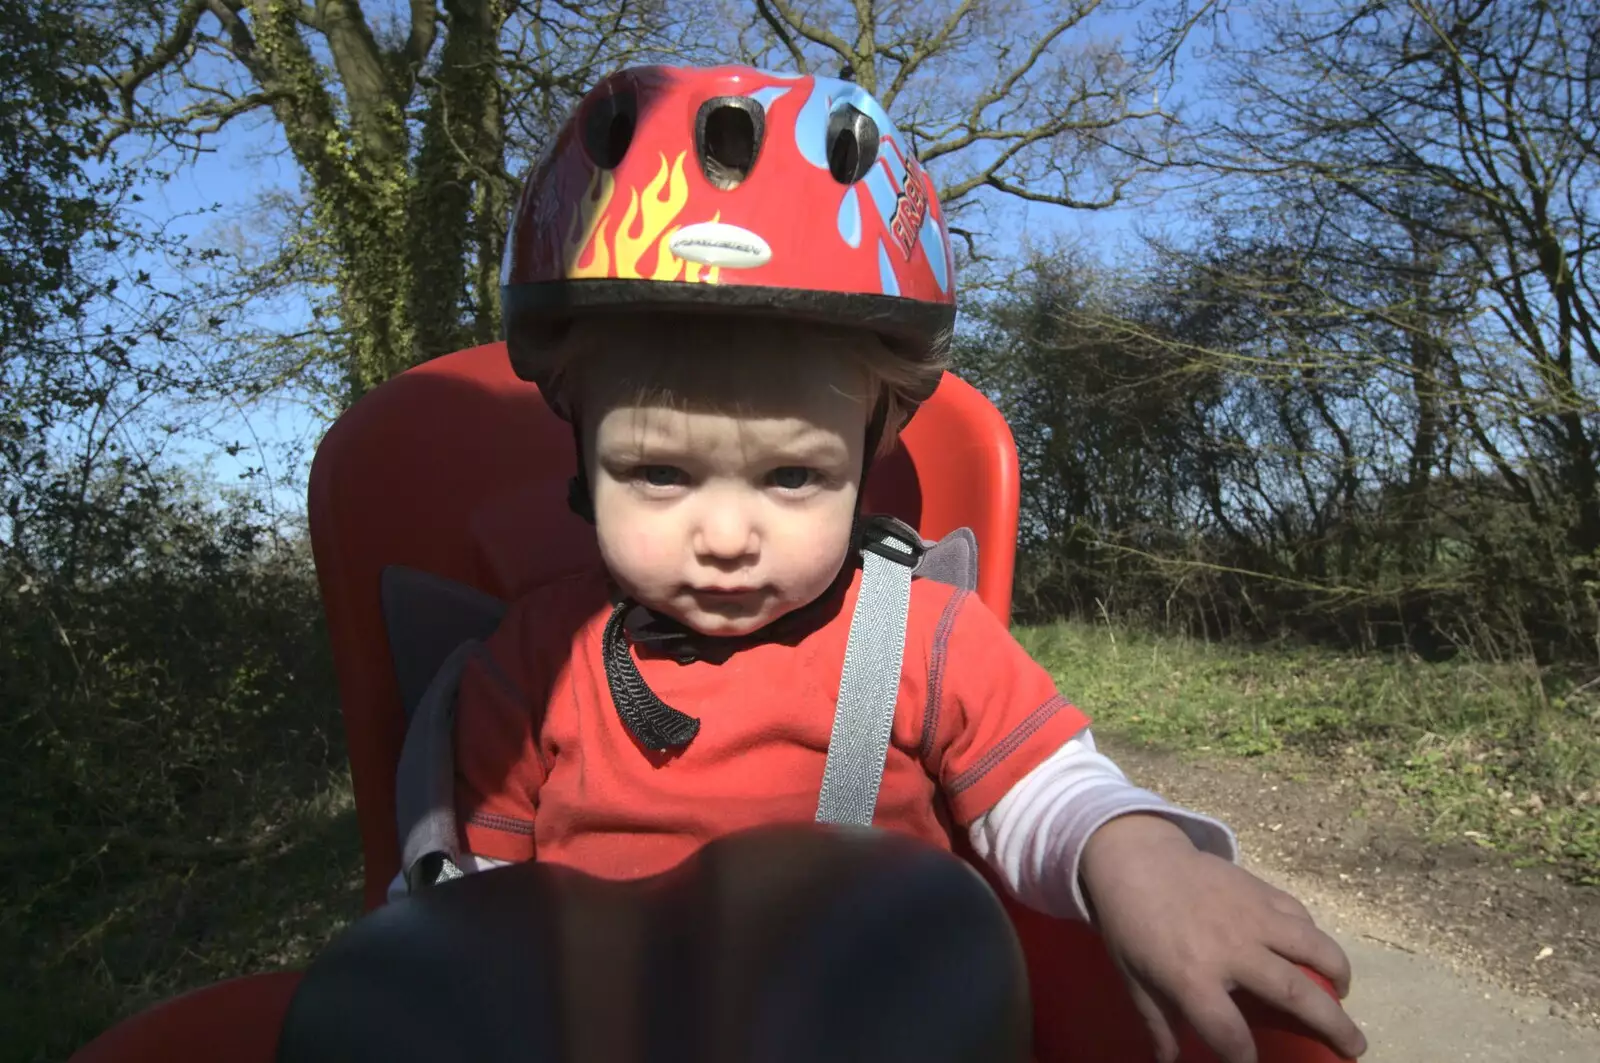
[241,1,415,400]
[407,0,508,364]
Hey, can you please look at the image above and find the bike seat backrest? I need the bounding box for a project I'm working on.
[308,342,1021,909]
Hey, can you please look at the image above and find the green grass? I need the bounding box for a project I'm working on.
[1018,620,1600,885]
[3,779,362,1063]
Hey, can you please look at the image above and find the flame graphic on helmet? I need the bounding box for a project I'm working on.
[564,167,616,278]
[616,151,687,277]
[563,151,721,284]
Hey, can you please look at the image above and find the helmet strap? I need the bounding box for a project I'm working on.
[567,416,597,524]
[858,397,890,510]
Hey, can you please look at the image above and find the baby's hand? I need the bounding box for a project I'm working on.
[1079,813,1368,1063]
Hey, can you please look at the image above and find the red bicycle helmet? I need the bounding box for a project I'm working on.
[500,64,957,407]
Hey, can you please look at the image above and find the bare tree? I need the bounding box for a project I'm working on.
[992,0,1600,657]
[1198,0,1600,557]
[92,0,687,400]
[737,0,1219,260]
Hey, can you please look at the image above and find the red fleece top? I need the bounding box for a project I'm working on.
[454,565,1090,881]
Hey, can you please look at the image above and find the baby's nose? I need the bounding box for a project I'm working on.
[693,501,759,561]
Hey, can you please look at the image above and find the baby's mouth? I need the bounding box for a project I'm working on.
[687,585,770,617]
[694,585,760,597]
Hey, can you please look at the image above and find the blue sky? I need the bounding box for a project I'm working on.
[116,105,312,519]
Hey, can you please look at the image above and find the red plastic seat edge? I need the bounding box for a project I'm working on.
[895,369,1021,626]
[67,971,302,1063]
[1011,900,1352,1063]
[299,343,1350,1063]
[62,933,1351,1063]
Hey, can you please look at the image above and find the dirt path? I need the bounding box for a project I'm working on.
[1102,739,1600,1060]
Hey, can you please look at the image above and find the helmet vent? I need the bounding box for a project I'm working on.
[826,106,880,184]
[583,89,637,170]
[695,97,765,190]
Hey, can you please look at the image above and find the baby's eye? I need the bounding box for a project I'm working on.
[768,467,816,490]
[635,465,688,487]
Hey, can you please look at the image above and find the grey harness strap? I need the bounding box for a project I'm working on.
[814,517,923,826]
[395,639,479,889]
[382,565,508,889]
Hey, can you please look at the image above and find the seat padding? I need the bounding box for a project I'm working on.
[381,566,508,722]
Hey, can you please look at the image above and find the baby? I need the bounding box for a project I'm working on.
[428,63,1366,1063]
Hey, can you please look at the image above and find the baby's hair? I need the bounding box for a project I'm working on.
[855,327,953,456]
[546,313,950,459]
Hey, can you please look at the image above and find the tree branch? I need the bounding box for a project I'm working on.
[94,0,212,158]
[882,0,979,106]
[923,94,1142,164]
[311,0,407,162]
[963,7,1096,128]
[979,169,1140,212]
[850,0,877,90]
[751,0,806,72]
[402,0,440,72]
[205,0,257,65]
[759,0,856,67]
[113,0,208,99]
[947,224,985,261]
[932,97,1164,209]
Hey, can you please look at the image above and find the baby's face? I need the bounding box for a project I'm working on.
[584,344,870,637]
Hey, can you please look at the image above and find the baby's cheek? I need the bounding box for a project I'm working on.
[778,511,854,591]
[603,517,681,585]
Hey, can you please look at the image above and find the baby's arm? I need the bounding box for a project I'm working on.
[967,730,1237,922]
[914,586,1234,915]
[925,592,1364,1061]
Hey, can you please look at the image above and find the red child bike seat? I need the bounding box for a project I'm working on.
[69,343,1350,1063]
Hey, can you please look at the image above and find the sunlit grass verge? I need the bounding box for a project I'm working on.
[1018,621,1600,887]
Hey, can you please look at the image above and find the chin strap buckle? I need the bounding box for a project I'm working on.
[856,514,926,568]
